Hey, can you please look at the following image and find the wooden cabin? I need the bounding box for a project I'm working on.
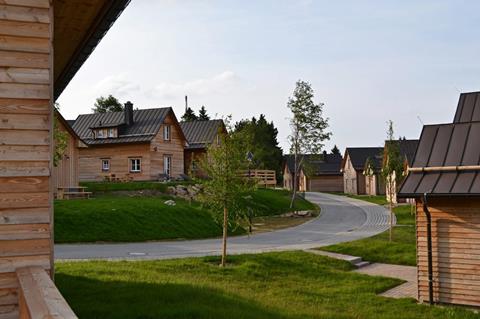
[283,153,344,192]
[71,104,187,181]
[53,111,87,198]
[398,91,480,308]
[383,139,418,203]
[341,147,383,195]
[180,119,226,177]
[0,0,130,317]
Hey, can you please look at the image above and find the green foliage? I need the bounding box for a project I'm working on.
[181,107,198,122]
[198,105,210,120]
[382,121,404,198]
[363,156,375,177]
[92,95,123,113]
[56,251,476,318]
[331,144,341,155]
[233,114,283,179]
[53,107,68,167]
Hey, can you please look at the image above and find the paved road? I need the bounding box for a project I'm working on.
[55,192,393,261]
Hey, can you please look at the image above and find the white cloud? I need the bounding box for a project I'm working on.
[94,73,140,98]
[148,71,239,100]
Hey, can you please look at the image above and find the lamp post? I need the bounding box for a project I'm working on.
[246,151,254,233]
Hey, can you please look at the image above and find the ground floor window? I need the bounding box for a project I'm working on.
[164,155,172,176]
[101,159,110,171]
[130,158,141,173]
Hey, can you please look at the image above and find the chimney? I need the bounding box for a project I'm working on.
[124,101,134,126]
[185,95,188,112]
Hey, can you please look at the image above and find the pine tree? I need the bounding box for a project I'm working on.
[92,95,123,113]
[331,145,341,155]
[288,80,331,208]
[198,106,210,120]
[181,107,198,122]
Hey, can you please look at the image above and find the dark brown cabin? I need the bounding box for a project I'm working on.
[398,91,480,307]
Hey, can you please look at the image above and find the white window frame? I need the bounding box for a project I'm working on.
[108,128,115,138]
[130,158,141,173]
[163,125,171,141]
[163,155,172,176]
[97,129,105,138]
[101,159,110,172]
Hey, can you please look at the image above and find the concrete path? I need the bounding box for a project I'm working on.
[55,192,393,261]
[355,263,417,299]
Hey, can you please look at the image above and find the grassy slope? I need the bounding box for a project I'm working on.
[54,189,317,243]
[79,181,194,193]
[252,189,318,216]
[320,204,417,266]
[55,251,475,319]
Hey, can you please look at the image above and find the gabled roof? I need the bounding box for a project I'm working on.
[453,91,480,123]
[342,147,384,172]
[55,111,83,143]
[399,93,480,198]
[284,153,343,176]
[384,139,419,166]
[72,107,179,145]
[180,120,225,150]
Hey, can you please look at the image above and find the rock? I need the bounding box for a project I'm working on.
[295,211,311,217]
[164,200,176,206]
[166,186,176,195]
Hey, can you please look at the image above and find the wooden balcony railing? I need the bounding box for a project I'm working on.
[16,267,77,319]
[243,170,277,187]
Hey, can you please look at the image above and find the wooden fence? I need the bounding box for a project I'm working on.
[242,170,277,187]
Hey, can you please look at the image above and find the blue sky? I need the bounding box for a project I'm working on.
[58,0,480,153]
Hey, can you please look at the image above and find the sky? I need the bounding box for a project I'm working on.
[57,0,480,153]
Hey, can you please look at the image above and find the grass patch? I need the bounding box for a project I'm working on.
[319,206,416,266]
[55,251,475,319]
[79,181,194,193]
[346,194,388,206]
[54,195,235,243]
[54,189,317,243]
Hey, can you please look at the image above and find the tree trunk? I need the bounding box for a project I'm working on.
[290,152,298,209]
[221,206,228,267]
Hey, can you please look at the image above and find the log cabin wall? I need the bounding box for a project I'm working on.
[416,197,480,307]
[343,155,359,194]
[150,113,185,179]
[0,1,53,318]
[52,118,80,193]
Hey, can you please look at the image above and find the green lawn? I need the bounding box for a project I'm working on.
[79,181,194,193]
[346,194,388,206]
[55,251,476,319]
[54,189,317,243]
[319,205,417,266]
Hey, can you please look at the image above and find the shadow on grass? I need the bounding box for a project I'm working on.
[56,273,295,319]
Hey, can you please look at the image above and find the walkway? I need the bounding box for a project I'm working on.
[55,192,393,260]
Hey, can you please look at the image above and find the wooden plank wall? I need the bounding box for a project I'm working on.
[309,175,343,192]
[52,118,79,192]
[78,143,151,181]
[150,112,185,179]
[416,197,480,307]
[0,1,53,318]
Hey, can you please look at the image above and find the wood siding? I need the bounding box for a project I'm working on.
[0,1,53,318]
[52,117,80,192]
[416,197,480,307]
[184,149,207,177]
[78,143,151,181]
[150,113,184,179]
[343,154,366,195]
[307,175,343,192]
[283,165,294,190]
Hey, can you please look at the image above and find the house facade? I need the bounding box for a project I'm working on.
[72,103,186,181]
[52,111,86,196]
[284,153,344,192]
[180,119,226,177]
[341,147,384,195]
[398,91,480,307]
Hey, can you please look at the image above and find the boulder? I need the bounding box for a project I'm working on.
[164,200,176,206]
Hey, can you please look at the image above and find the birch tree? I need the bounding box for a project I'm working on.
[288,80,331,208]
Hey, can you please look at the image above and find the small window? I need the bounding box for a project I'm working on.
[163,125,171,141]
[97,129,104,138]
[108,128,115,138]
[101,159,110,172]
[192,160,198,171]
[163,155,172,176]
[130,158,141,173]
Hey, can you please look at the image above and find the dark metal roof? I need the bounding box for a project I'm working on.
[284,153,343,176]
[72,107,172,145]
[398,122,480,197]
[54,0,131,100]
[453,91,480,123]
[342,147,384,172]
[385,139,419,166]
[67,120,76,127]
[180,120,225,150]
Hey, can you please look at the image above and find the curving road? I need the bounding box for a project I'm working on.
[55,192,393,261]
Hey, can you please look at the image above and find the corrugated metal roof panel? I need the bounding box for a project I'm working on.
[453,91,480,123]
[180,120,225,149]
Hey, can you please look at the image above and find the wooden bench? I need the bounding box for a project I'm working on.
[16,266,77,319]
[57,187,92,200]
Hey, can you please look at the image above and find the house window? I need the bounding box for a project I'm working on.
[97,129,105,138]
[163,125,171,141]
[130,158,141,173]
[164,155,172,176]
[101,159,110,172]
[108,128,115,138]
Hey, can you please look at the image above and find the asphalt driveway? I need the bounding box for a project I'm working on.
[55,192,393,260]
